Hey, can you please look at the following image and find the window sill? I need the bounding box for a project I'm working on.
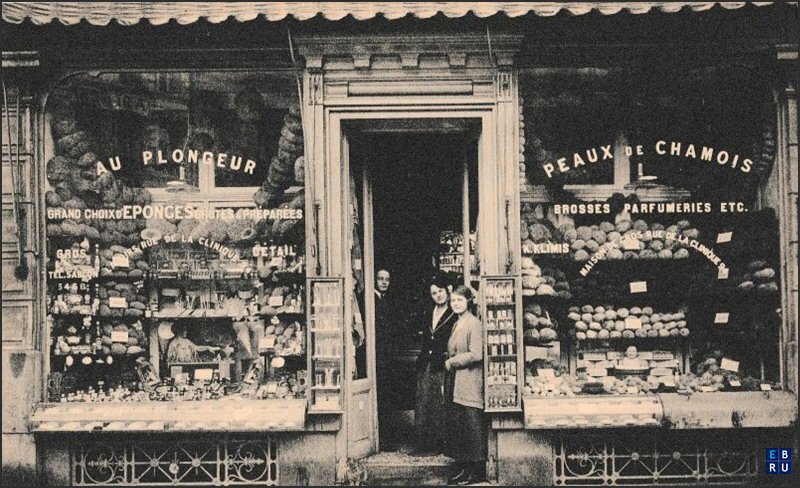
[517,391,797,430]
[30,398,317,433]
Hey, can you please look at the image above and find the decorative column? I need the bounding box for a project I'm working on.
[494,53,519,276]
[775,44,797,392]
[1,50,44,482]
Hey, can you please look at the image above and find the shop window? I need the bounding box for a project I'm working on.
[42,70,318,412]
[48,72,297,197]
[520,64,776,203]
[516,61,786,406]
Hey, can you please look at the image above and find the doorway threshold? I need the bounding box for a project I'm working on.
[362,451,454,486]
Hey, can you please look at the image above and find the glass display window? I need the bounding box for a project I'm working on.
[517,60,786,406]
[43,69,309,407]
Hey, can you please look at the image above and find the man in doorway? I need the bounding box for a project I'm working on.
[374,268,403,451]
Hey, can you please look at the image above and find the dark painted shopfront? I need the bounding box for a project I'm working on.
[1,2,797,486]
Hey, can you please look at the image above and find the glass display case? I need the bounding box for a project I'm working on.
[481,276,524,412]
[43,70,311,415]
[306,277,345,413]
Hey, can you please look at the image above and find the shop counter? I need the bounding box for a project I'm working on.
[30,398,311,433]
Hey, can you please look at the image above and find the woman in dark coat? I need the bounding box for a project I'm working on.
[414,275,458,454]
[444,285,486,485]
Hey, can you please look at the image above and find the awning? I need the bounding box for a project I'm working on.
[1,2,782,26]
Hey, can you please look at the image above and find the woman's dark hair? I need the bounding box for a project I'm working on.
[428,273,450,291]
[451,285,475,302]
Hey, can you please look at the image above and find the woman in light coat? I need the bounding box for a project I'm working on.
[444,285,486,485]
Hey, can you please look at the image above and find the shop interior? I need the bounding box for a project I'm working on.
[350,129,479,452]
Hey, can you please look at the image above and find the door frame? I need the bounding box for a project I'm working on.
[327,107,502,462]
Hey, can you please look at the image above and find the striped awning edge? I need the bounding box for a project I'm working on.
[1,2,784,26]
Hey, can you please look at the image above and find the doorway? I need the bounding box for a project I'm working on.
[350,128,479,453]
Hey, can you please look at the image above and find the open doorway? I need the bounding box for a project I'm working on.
[350,128,479,453]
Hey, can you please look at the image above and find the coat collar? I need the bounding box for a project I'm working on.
[432,306,455,333]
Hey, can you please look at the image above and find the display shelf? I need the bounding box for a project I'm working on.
[306,277,345,414]
[260,351,305,358]
[574,337,690,348]
[261,311,305,318]
[481,275,524,412]
[152,274,258,282]
[49,313,96,319]
[151,310,260,319]
[93,274,149,282]
[168,360,233,367]
[94,314,149,322]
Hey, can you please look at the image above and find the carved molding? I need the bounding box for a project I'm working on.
[295,33,522,73]
[495,68,514,102]
[307,70,324,105]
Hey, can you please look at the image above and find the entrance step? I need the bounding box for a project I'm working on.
[361,451,455,486]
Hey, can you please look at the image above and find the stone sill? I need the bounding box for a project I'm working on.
[29,398,341,433]
[493,391,798,431]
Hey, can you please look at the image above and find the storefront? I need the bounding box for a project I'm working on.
[2,2,797,486]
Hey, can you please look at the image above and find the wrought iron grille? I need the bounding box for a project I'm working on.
[554,431,763,485]
[72,437,278,485]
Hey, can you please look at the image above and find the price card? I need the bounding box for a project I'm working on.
[538,368,556,379]
[268,295,284,307]
[623,238,641,251]
[716,231,733,244]
[194,369,213,381]
[629,281,648,294]
[111,253,130,269]
[760,383,773,391]
[109,297,127,309]
[624,317,643,330]
[526,346,548,360]
[720,358,739,372]
[728,379,741,388]
[717,267,730,280]
[587,367,608,377]
[259,336,277,350]
[714,313,730,324]
[626,386,639,394]
[111,330,129,343]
